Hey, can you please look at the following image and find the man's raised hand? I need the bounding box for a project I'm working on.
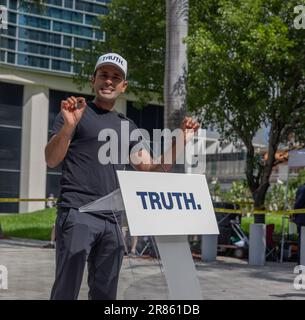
[61,96,87,128]
[181,116,200,144]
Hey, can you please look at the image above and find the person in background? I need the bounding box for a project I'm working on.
[293,183,305,265]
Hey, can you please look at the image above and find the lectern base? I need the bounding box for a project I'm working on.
[154,235,203,300]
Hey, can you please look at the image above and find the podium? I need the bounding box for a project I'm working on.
[80,171,218,300]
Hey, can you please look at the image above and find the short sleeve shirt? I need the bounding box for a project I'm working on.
[51,101,140,211]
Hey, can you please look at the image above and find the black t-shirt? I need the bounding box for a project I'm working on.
[51,101,140,213]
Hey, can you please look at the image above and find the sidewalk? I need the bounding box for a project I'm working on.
[0,238,304,300]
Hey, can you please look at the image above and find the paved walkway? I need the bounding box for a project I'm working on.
[0,238,304,300]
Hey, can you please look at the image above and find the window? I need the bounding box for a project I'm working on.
[0,37,15,50]
[0,127,21,170]
[0,171,20,213]
[74,37,91,48]
[85,14,99,26]
[63,35,71,46]
[19,15,50,30]
[7,26,16,36]
[51,59,71,72]
[0,103,22,127]
[9,0,17,10]
[73,63,81,74]
[0,82,23,213]
[0,51,5,61]
[18,41,71,59]
[8,12,16,23]
[95,30,104,40]
[49,7,82,23]
[53,21,93,37]
[18,54,49,69]
[0,82,23,128]
[64,0,73,9]
[0,82,23,108]
[50,47,71,59]
[45,0,62,6]
[19,28,61,45]
[75,1,108,15]
[7,52,15,63]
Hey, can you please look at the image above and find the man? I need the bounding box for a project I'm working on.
[45,52,199,300]
[293,183,305,265]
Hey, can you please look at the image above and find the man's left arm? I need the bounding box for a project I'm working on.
[130,117,200,172]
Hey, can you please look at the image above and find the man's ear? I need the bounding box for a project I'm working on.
[90,74,95,85]
[90,75,96,91]
[122,80,128,93]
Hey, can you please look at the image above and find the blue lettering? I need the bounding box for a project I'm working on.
[183,193,197,210]
[136,191,200,211]
[148,192,162,209]
[160,192,174,209]
[136,191,148,209]
[172,192,183,209]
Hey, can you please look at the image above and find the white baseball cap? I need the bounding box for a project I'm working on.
[94,53,127,79]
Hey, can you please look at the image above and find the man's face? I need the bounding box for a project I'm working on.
[92,65,127,106]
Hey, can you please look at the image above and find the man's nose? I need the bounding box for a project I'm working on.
[105,78,112,85]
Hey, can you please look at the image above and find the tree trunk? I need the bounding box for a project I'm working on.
[164,0,188,173]
[245,120,281,223]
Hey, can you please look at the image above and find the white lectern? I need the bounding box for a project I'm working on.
[80,171,218,300]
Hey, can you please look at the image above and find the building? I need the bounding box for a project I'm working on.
[0,0,163,213]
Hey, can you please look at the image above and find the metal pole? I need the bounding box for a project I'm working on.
[280,215,286,263]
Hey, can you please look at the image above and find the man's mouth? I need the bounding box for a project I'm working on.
[99,87,114,94]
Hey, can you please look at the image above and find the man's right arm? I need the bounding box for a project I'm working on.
[45,124,75,168]
[45,96,87,168]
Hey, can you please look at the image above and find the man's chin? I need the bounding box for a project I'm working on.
[97,93,115,100]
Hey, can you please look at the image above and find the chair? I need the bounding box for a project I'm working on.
[266,224,278,261]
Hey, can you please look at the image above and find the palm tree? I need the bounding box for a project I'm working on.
[164,0,189,172]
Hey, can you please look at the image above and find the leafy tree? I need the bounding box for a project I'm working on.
[223,180,252,204]
[186,0,305,221]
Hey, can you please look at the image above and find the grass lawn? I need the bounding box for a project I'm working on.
[0,208,56,240]
[0,208,295,241]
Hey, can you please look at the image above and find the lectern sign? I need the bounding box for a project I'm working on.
[116,171,219,236]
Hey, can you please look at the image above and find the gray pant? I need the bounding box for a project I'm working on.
[50,208,124,300]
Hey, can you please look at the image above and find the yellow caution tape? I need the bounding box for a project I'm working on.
[0,198,57,203]
[212,208,305,215]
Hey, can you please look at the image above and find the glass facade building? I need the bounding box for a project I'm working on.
[0,0,109,74]
[0,82,23,213]
[0,0,110,212]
